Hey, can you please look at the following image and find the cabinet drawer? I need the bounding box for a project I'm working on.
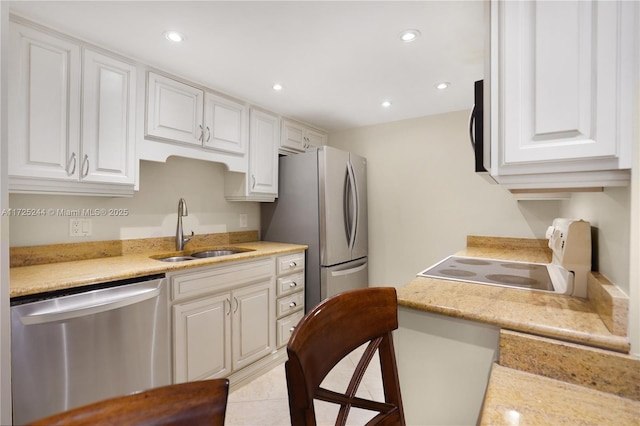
[171,258,274,301]
[277,272,304,297]
[277,292,304,318]
[277,252,304,275]
[276,311,304,348]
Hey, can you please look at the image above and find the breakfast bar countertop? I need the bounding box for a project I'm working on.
[396,236,630,353]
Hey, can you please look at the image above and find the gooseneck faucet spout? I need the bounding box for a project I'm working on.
[176,198,194,251]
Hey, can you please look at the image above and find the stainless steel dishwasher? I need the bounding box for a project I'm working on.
[11,274,171,424]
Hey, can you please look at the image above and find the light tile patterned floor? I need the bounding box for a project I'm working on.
[225,346,383,426]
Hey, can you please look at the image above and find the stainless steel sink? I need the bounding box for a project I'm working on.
[156,256,196,262]
[153,248,253,262]
[190,249,244,258]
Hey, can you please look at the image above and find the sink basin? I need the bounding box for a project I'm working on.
[190,249,244,258]
[157,256,197,262]
[153,248,253,262]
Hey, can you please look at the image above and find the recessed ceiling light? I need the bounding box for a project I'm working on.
[436,82,451,90]
[399,29,421,42]
[164,30,185,43]
[272,83,284,91]
[381,101,392,108]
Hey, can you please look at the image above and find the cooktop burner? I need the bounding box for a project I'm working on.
[417,256,555,292]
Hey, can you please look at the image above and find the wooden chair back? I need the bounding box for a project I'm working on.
[28,378,230,426]
[285,287,405,426]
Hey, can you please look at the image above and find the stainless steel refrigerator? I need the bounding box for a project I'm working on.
[261,146,368,312]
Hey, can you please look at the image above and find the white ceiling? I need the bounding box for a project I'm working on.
[8,1,485,132]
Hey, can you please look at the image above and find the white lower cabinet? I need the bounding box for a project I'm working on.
[173,293,231,381]
[170,258,276,384]
[275,251,305,348]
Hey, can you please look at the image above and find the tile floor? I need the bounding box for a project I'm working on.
[225,346,383,425]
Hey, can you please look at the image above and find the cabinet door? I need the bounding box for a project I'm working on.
[280,120,306,152]
[82,49,136,184]
[146,72,204,146]
[231,279,276,370]
[305,128,327,149]
[173,293,232,383]
[8,22,81,180]
[498,1,632,171]
[203,92,247,155]
[248,109,279,195]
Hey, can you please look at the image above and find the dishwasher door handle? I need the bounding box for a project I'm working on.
[19,284,162,325]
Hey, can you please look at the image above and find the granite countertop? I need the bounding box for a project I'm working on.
[398,236,637,425]
[397,237,630,353]
[10,237,307,298]
[479,330,640,425]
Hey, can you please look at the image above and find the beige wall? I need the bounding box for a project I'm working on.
[561,188,631,296]
[9,157,260,247]
[329,110,563,288]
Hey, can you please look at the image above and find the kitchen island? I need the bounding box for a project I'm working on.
[395,236,638,425]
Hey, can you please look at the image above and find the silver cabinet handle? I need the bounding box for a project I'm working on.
[66,152,77,176]
[199,124,204,141]
[289,301,297,308]
[206,126,211,142]
[251,174,256,190]
[289,326,296,333]
[289,261,297,268]
[81,154,89,178]
[233,296,239,314]
[289,282,298,288]
[225,298,231,316]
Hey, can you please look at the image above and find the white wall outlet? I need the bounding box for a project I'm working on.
[69,218,92,237]
[239,213,248,228]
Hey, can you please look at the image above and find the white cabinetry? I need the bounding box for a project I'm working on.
[225,109,279,202]
[486,0,638,190]
[170,258,276,384]
[142,72,248,172]
[280,119,327,154]
[275,251,305,348]
[8,19,136,195]
[146,72,204,146]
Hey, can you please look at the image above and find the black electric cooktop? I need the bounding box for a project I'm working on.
[417,256,555,292]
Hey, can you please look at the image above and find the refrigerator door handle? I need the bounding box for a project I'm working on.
[344,161,358,251]
[330,261,367,277]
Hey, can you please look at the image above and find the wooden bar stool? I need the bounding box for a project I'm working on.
[28,378,230,426]
[285,287,405,426]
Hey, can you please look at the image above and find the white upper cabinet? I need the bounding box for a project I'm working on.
[203,92,247,155]
[9,21,81,181]
[146,72,204,146]
[487,0,637,189]
[82,49,136,185]
[8,18,136,195]
[280,119,327,154]
[225,109,279,201]
[145,72,248,151]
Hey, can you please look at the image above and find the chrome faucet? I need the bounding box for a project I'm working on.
[176,198,194,251]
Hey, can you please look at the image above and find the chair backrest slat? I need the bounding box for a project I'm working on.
[285,287,405,426]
